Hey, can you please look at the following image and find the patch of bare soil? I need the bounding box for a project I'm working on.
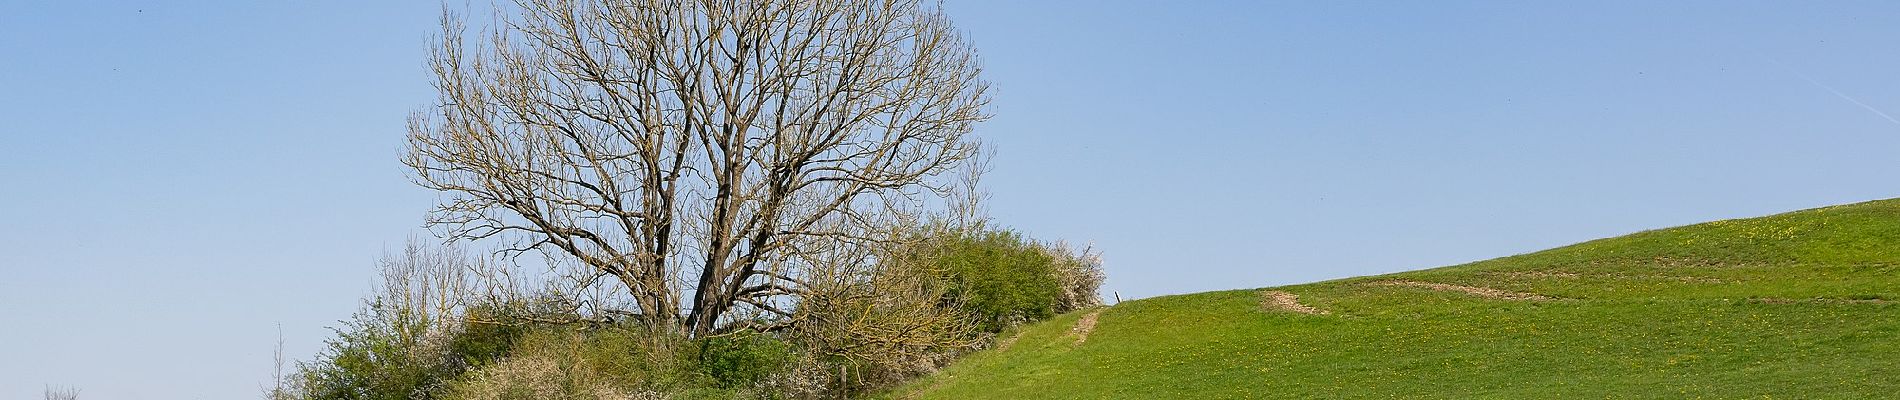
[1657,275,1724,284]
[1371,280,1555,300]
[1586,256,1758,269]
[1070,310,1101,345]
[1647,256,1730,268]
[1258,290,1330,315]
[1748,297,1892,305]
[1586,273,1726,284]
[1500,271,1581,279]
[1500,270,1722,284]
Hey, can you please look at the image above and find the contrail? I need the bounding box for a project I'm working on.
[1764,56,1900,127]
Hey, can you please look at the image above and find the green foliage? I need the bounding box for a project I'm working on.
[289,302,539,400]
[294,301,819,399]
[695,332,798,389]
[924,230,1063,333]
[293,301,477,400]
[448,306,533,370]
[897,199,1900,399]
[439,325,814,400]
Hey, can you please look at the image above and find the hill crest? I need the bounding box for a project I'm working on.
[898,198,1900,398]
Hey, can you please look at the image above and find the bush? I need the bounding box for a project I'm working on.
[443,354,635,400]
[442,325,679,400]
[283,242,534,400]
[447,306,534,372]
[789,245,978,397]
[915,228,1105,333]
[695,332,797,389]
[925,230,1061,332]
[1042,241,1106,313]
[445,325,807,400]
[291,299,466,400]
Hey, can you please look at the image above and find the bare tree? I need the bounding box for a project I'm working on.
[406,0,989,337]
[267,324,288,400]
[43,385,78,400]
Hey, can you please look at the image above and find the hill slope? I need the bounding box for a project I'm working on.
[896,199,1900,399]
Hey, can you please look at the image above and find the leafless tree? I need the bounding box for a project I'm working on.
[266,324,289,400]
[406,0,989,337]
[42,385,78,400]
[377,238,480,343]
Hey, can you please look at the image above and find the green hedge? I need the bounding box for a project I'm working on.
[925,230,1064,333]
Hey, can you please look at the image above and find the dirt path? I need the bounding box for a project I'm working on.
[1499,270,1725,284]
[1749,297,1893,305]
[1500,271,1580,279]
[1371,280,1554,300]
[1656,275,1724,284]
[1070,310,1102,345]
[1259,290,1329,315]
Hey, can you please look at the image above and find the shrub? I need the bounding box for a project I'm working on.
[1042,241,1106,313]
[443,354,634,400]
[790,240,980,397]
[443,326,660,400]
[919,229,1061,333]
[445,325,798,400]
[449,306,535,369]
[43,385,79,400]
[566,325,697,391]
[757,353,836,399]
[695,332,797,389]
[291,299,462,400]
[284,241,527,400]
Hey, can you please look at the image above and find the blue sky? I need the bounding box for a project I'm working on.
[4,1,1900,397]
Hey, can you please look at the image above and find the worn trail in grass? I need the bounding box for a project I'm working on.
[894,199,1900,399]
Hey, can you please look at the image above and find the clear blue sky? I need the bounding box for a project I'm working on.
[5,1,1900,397]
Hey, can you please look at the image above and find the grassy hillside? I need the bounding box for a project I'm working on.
[893,199,1900,399]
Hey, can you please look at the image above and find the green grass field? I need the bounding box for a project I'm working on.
[893,199,1900,399]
